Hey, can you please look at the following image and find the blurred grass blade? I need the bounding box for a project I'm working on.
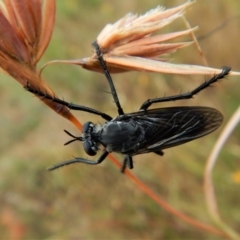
[204,106,240,239]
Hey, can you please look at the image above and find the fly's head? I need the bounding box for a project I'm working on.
[64,121,98,156]
[81,121,98,156]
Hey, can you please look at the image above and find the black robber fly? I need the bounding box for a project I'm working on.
[26,41,231,172]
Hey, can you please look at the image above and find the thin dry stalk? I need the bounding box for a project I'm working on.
[204,106,240,239]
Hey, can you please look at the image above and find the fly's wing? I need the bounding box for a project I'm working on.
[115,107,223,154]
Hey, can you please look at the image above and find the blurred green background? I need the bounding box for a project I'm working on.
[0,0,240,239]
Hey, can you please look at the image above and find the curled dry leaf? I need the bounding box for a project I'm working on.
[0,0,81,130]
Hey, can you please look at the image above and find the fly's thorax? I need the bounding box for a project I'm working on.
[82,121,101,156]
[99,120,145,153]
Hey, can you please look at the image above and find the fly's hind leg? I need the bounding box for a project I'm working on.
[139,66,231,111]
[121,155,134,173]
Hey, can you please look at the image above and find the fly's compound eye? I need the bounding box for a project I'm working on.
[83,141,97,156]
[82,121,93,134]
[82,121,96,156]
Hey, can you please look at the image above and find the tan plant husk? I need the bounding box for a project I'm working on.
[0,0,81,130]
[42,0,240,76]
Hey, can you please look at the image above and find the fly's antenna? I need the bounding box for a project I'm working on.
[64,130,83,145]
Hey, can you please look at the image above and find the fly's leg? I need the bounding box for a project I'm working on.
[48,151,109,171]
[25,83,112,121]
[139,66,231,111]
[154,150,164,156]
[92,41,124,116]
[121,155,134,173]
